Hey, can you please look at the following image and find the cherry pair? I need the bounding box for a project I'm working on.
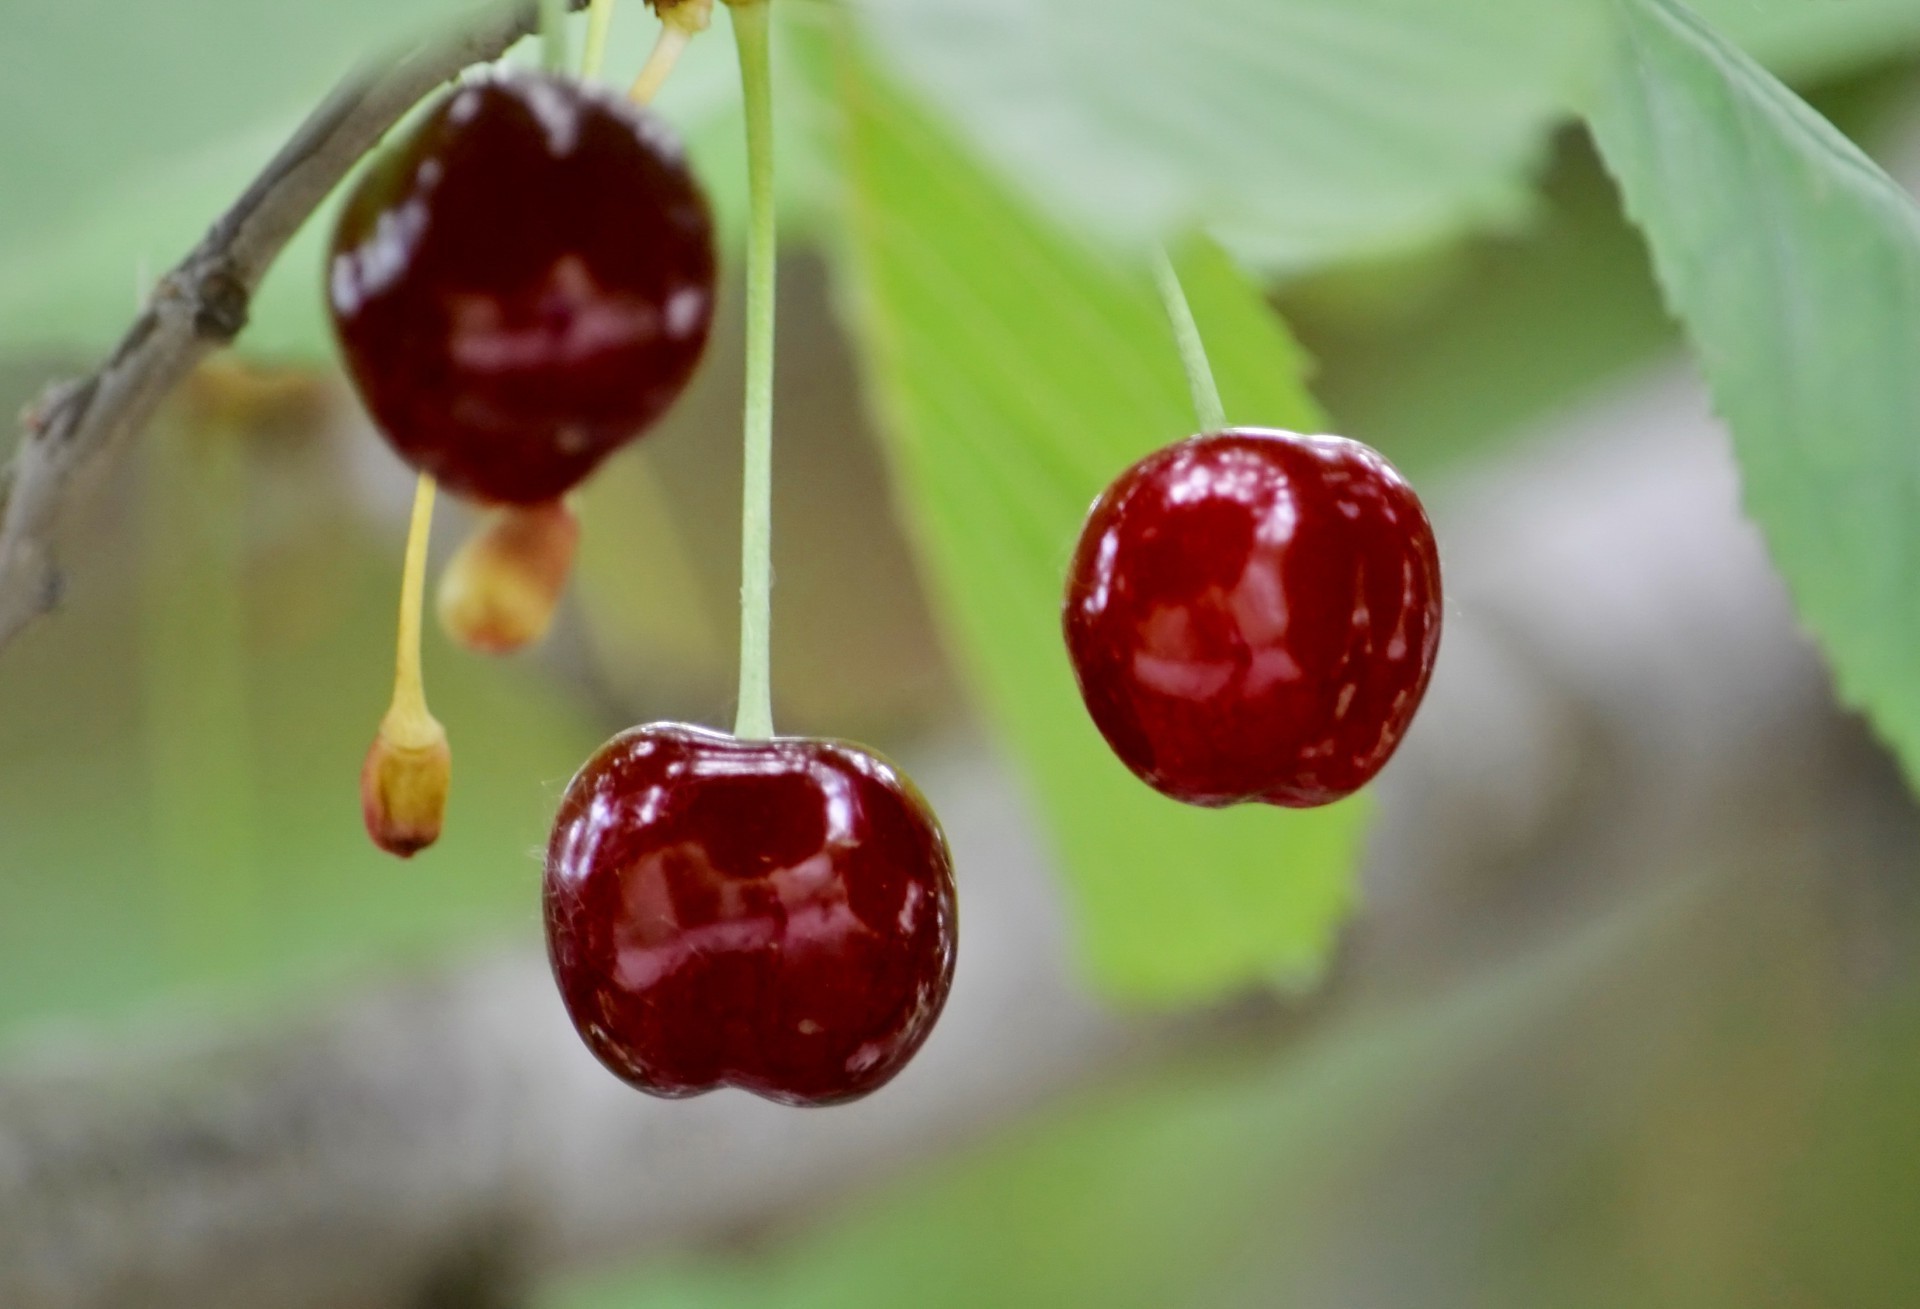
[330,52,957,1108]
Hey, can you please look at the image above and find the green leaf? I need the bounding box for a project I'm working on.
[0,4,825,361]
[1690,0,1920,82]
[1587,0,1920,791]
[0,0,490,253]
[848,0,1610,270]
[830,58,1365,1002]
[1296,144,1680,482]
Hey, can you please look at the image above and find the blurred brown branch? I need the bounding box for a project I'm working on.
[3,383,1902,1309]
[0,0,586,654]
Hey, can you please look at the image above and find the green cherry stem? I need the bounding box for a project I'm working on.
[731,0,777,740]
[540,0,571,74]
[1151,246,1227,436]
[582,0,618,80]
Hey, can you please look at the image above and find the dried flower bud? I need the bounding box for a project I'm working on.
[361,710,452,858]
[437,500,580,655]
[178,355,334,442]
[652,0,716,33]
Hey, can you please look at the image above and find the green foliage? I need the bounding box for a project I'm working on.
[852,0,1608,270]
[1691,0,1920,81]
[4,0,1920,1015]
[830,58,1363,1001]
[0,5,800,360]
[1295,144,1680,480]
[1588,0,1920,792]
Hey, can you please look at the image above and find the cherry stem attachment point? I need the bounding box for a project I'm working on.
[582,0,618,80]
[540,0,571,74]
[388,474,439,736]
[731,0,776,740]
[1152,246,1228,436]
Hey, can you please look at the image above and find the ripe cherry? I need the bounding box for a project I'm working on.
[1064,429,1442,809]
[329,71,717,505]
[545,724,958,1106]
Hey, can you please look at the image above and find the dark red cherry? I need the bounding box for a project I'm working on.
[328,71,716,505]
[544,724,959,1106]
[1064,428,1442,808]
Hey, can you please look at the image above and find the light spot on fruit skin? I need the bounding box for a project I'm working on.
[447,256,664,374]
[1085,530,1120,613]
[665,287,709,340]
[330,200,431,313]
[521,77,584,155]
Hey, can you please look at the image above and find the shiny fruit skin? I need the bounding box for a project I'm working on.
[545,724,958,1107]
[1064,428,1442,808]
[329,71,716,505]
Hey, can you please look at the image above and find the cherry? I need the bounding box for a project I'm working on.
[544,724,958,1106]
[1064,428,1442,809]
[329,70,717,505]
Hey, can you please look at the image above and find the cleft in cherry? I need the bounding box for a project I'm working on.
[1064,428,1442,809]
[545,724,958,1106]
[329,70,717,505]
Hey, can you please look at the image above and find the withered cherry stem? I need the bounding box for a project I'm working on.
[385,474,440,741]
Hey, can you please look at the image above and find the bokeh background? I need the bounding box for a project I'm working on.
[4,2,1920,1306]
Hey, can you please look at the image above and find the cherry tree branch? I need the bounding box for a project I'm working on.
[0,0,586,653]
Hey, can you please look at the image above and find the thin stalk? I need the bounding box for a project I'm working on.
[388,475,439,735]
[1152,246,1228,435]
[629,23,694,104]
[582,0,618,80]
[731,0,776,740]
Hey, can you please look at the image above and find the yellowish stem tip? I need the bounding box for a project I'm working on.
[365,474,451,859]
[437,499,582,656]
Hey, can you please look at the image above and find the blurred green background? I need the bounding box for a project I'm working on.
[5,0,1920,1305]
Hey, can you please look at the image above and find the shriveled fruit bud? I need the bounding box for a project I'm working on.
[363,475,450,858]
[361,710,452,858]
[178,356,334,442]
[437,500,580,655]
[650,0,715,32]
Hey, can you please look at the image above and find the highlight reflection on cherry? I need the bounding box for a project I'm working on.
[1064,428,1442,809]
[329,71,716,505]
[544,724,958,1107]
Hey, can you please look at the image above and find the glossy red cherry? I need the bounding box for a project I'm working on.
[1064,428,1442,808]
[329,71,716,505]
[545,724,959,1106]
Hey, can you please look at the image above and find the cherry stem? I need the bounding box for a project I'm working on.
[731,0,777,740]
[540,0,571,74]
[582,0,618,80]
[630,24,694,104]
[387,474,439,738]
[1152,246,1227,435]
